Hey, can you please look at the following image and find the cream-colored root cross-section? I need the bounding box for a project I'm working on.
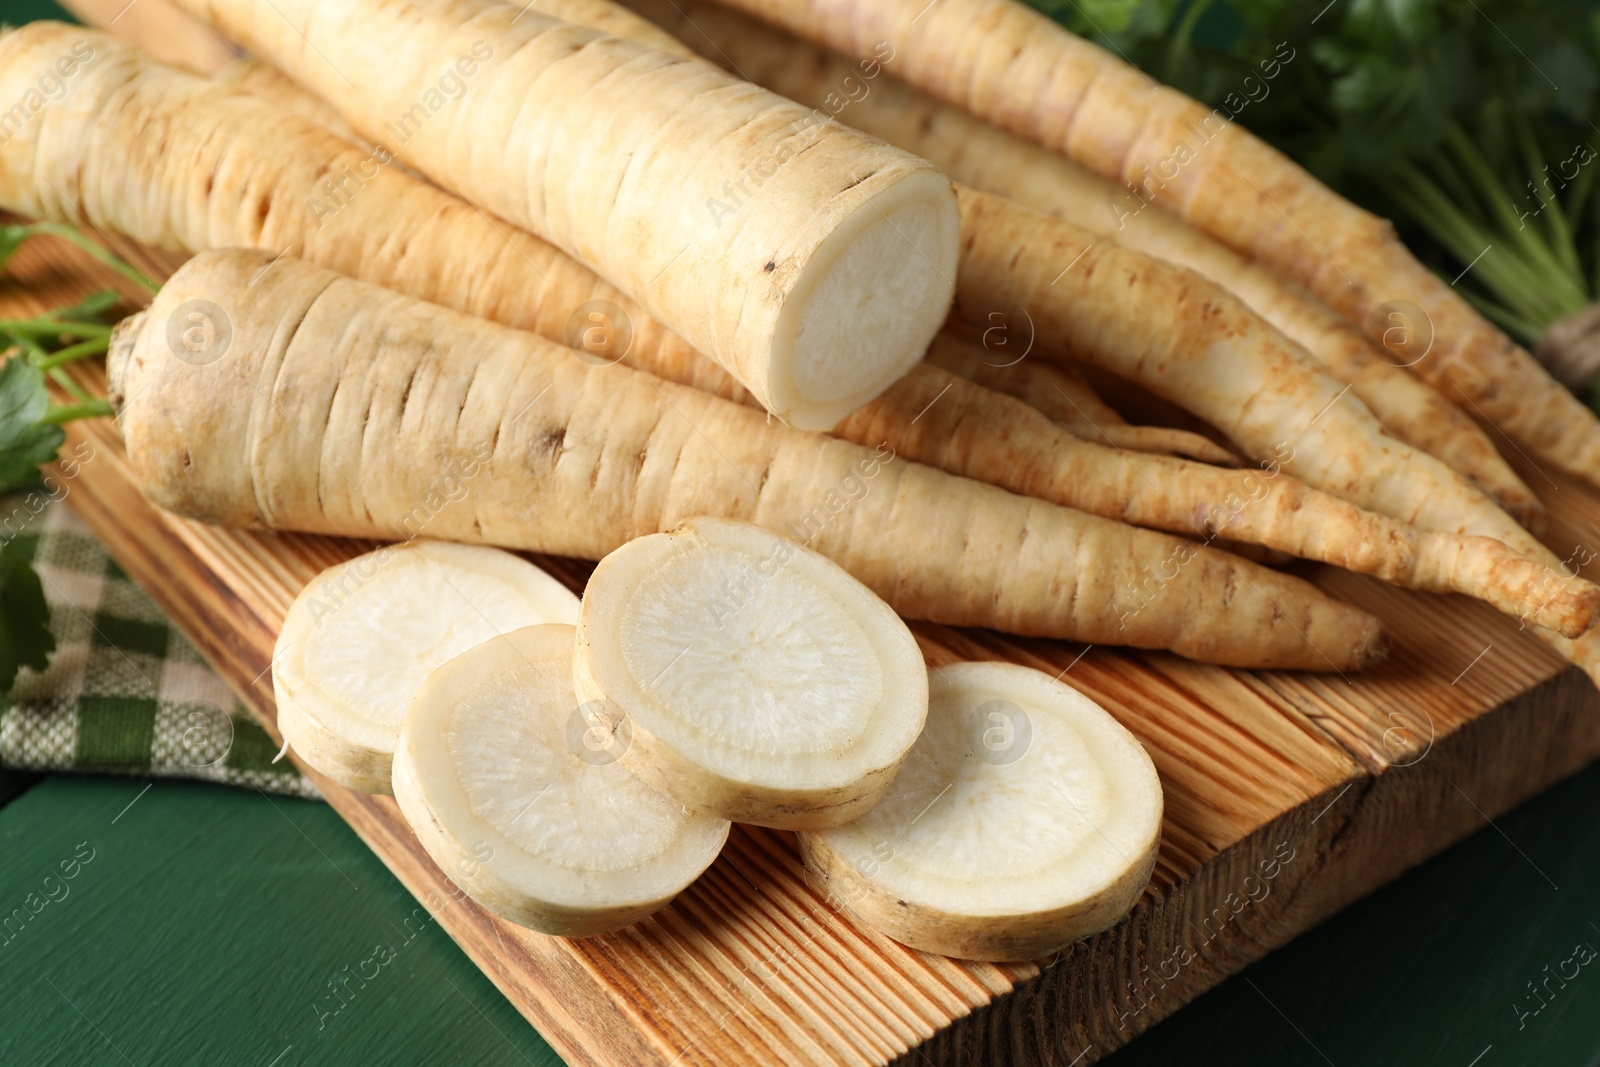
[164,0,959,429]
[574,518,928,830]
[273,541,579,793]
[394,623,729,936]
[801,661,1162,962]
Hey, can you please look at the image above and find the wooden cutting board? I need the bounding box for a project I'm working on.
[12,5,1600,1062]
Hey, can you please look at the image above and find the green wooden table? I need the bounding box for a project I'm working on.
[6,756,1600,1066]
[0,772,559,1066]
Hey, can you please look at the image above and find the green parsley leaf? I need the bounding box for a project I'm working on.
[0,223,27,275]
[0,537,53,692]
[0,357,67,492]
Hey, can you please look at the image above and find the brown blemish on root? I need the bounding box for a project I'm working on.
[539,425,566,467]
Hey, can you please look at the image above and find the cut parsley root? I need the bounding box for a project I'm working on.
[801,661,1162,961]
[615,0,1542,530]
[0,36,1451,645]
[160,0,960,430]
[394,624,729,936]
[696,0,1600,491]
[573,518,928,830]
[273,541,579,793]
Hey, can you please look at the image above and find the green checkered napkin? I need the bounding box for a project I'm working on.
[0,493,319,799]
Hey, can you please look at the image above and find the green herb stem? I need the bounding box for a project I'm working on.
[1395,166,1574,325]
[1163,0,1216,83]
[1565,145,1599,238]
[1393,173,1549,314]
[35,335,109,372]
[40,399,112,424]
[1428,157,1487,230]
[46,369,95,405]
[1447,126,1588,309]
[0,318,112,340]
[1515,124,1585,284]
[15,222,159,294]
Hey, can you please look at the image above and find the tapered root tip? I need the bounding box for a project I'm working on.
[1337,614,1388,671]
[1548,585,1600,640]
[1353,619,1390,670]
[1295,605,1386,674]
[1508,497,1551,539]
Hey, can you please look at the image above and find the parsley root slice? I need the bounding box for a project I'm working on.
[395,624,729,936]
[800,661,1161,962]
[159,0,959,431]
[573,518,928,830]
[273,542,579,794]
[615,0,1542,533]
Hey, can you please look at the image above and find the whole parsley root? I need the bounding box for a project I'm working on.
[155,0,959,431]
[616,0,1544,533]
[694,0,1600,490]
[949,187,1543,556]
[945,186,1600,679]
[109,248,1388,671]
[5,29,1584,634]
[629,322,1600,635]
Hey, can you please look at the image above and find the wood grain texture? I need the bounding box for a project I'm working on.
[6,81,1600,1065]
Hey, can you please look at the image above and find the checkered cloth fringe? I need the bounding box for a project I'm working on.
[0,494,318,799]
